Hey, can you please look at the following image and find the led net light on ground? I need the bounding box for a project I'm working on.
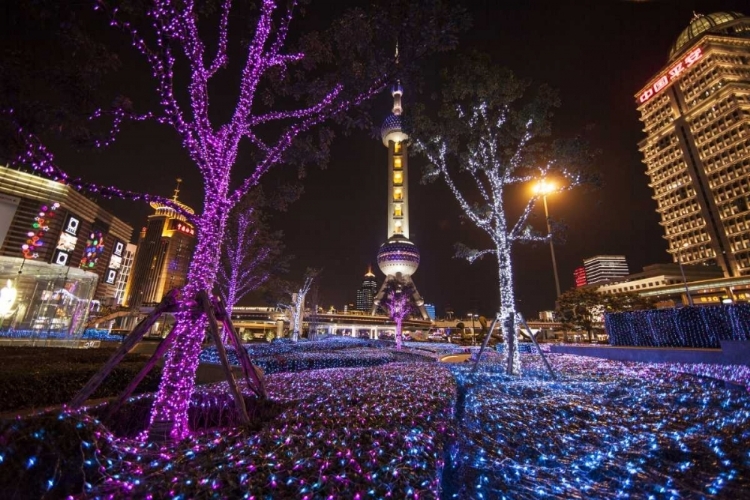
[8,363,457,499]
[446,353,750,499]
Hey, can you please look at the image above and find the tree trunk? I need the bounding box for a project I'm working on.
[148,201,229,441]
[395,318,403,350]
[496,244,520,375]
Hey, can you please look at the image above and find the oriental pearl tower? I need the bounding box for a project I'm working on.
[371,81,429,320]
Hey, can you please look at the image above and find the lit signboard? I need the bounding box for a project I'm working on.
[170,219,195,236]
[52,249,70,266]
[104,268,118,285]
[637,47,703,104]
[80,230,105,269]
[56,232,78,252]
[112,239,125,257]
[108,254,123,270]
[63,213,81,236]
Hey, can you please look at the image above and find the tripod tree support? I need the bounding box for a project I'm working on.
[70,289,182,409]
[197,291,250,425]
[517,313,556,380]
[472,314,501,374]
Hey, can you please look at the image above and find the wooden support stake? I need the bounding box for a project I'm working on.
[472,314,500,374]
[197,291,250,424]
[70,297,175,409]
[214,298,266,399]
[518,313,557,380]
[104,322,181,420]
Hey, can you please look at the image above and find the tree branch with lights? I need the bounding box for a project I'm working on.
[414,55,597,375]
[7,0,467,440]
[378,281,416,350]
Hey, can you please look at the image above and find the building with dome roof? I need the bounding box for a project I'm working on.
[124,179,196,308]
[636,11,750,278]
[370,81,429,319]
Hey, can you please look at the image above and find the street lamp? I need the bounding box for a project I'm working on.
[676,242,694,307]
[470,313,478,345]
[533,180,562,298]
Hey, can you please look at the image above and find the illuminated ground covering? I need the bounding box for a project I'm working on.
[446,354,750,499]
[2,341,749,499]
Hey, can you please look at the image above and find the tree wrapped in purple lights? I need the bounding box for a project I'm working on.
[378,281,415,350]
[414,56,596,375]
[216,199,286,320]
[7,0,466,439]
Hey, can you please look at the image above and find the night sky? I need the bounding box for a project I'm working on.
[47,0,748,318]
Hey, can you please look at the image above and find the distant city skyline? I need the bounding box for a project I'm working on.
[44,0,748,318]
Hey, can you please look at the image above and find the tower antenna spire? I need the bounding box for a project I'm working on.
[173,178,183,201]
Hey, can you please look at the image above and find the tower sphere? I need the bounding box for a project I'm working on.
[377,235,420,276]
[381,114,408,146]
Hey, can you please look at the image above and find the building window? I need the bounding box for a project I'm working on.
[395,222,402,234]
[394,189,402,201]
[394,204,402,217]
[394,171,403,185]
[394,142,402,154]
[394,157,402,169]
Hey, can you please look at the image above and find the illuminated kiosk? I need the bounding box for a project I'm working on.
[0,255,98,341]
[371,82,429,319]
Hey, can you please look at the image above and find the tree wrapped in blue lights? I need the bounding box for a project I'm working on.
[606,303,750,348]
[414,55,595,374]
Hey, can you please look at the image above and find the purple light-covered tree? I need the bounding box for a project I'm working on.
[8,0,467,440]
[414,56,596,375]
[216,200,286,321]
[379,281,415,350]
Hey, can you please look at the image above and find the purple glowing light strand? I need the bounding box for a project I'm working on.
[216,206,273,319]
[381,287,413,350]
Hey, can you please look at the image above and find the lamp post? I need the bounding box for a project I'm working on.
[470,313,477,346]
[676,243,694,307]
[534,180,562,298]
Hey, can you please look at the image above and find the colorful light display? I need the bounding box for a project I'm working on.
[637,47,703,104]
[80,230,105,269]
[606,303,750,348]
[2,348,749,498]
[21,202,59,260]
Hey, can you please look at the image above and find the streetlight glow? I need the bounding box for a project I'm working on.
[533,179,556,195]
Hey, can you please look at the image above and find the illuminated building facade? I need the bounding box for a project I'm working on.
[113,243,136,306]
[371,81,429,319]
[636,12,750,277]
[583,255,629,284]
[124,181,195,307]
[0,165,133,303]
[355,266,378,311]
[574,266,588,287]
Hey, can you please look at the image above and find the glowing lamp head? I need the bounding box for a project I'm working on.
[377,236,420,277]
[533,179,556,196]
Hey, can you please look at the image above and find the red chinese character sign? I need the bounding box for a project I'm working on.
[637,47,703,104]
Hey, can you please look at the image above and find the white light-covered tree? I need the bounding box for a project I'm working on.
[280,268,318,342]
[414,56,596,375]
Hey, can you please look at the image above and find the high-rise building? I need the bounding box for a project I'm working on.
[636,12,750,277]
[124,181,196,307]
[424,303,436,320]
[355,266,378,311]
[0,165,133,303]
[573,266,588,287]
[583,255,629,284]
[371,81,429,319]
[113,243,137,306]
